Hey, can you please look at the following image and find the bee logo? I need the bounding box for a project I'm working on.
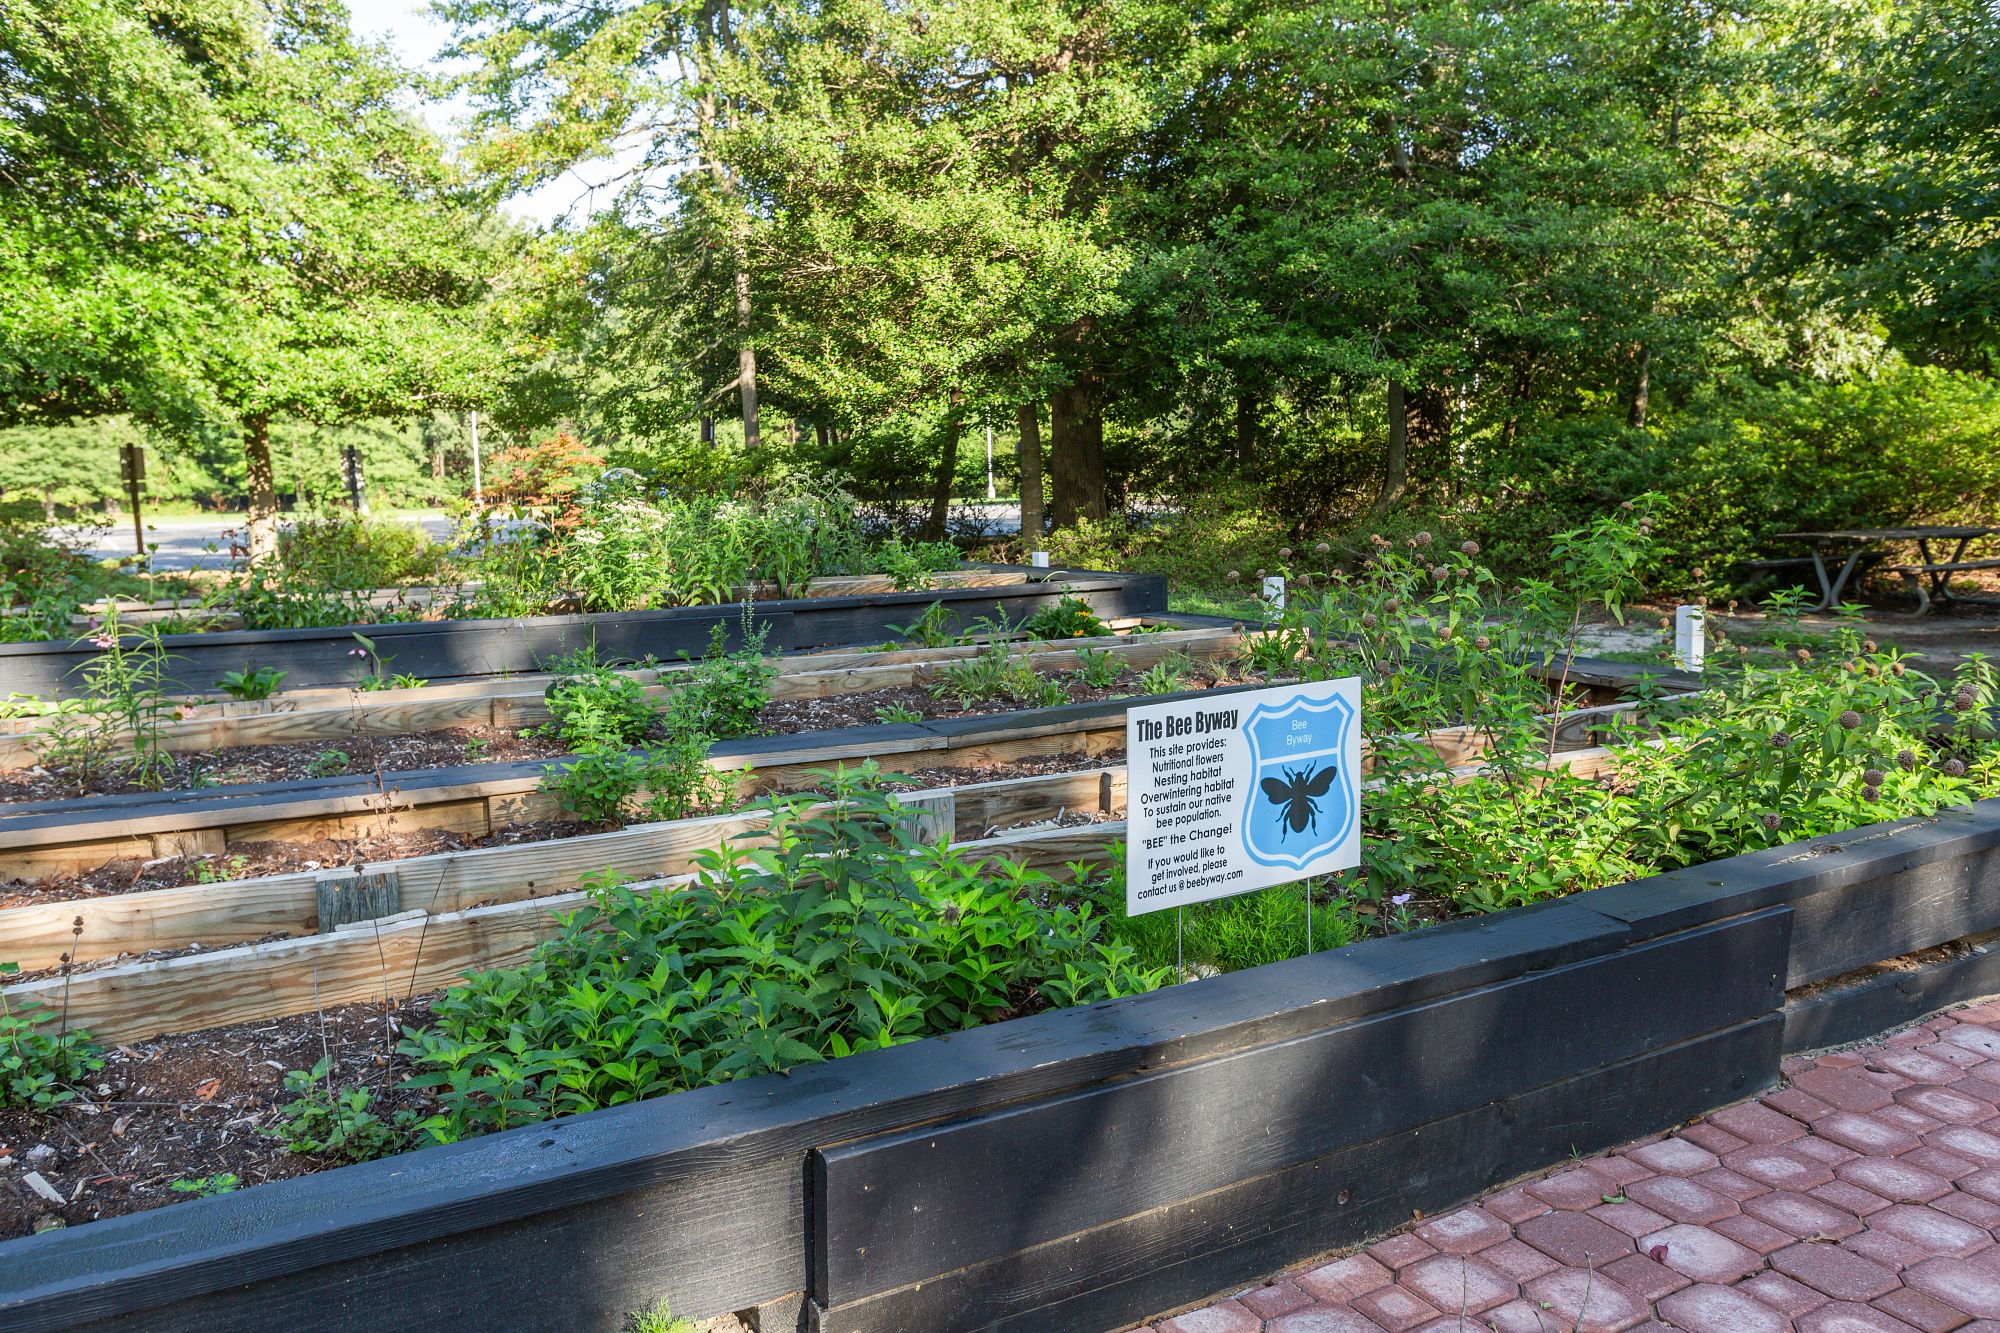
[1260,764,1338,836]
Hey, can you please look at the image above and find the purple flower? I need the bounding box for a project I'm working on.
[89,634,114,649]
[1390,893,1413,907]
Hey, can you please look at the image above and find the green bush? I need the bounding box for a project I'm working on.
[264,1058,412,1163]
[540,666,660,752]
[666,621,775,740]
[541,734,731,825]
[397,777,1168,1143]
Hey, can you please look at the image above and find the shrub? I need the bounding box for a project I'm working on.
[1021,595,1110,640]
[540,665,660,752]
[540,736,731,826]
[397,777,1168,1143]
[666,620,774,740]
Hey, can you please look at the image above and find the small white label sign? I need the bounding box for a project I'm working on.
[1125,678,1363,916]
[1674,605,1705,673]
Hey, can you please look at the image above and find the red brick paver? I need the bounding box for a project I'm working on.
[1130,1003,2000,1333]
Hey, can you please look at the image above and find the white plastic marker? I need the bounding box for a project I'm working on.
[1262,574,1286,613]
[1125,677,1362,918]
[1674,604,1706,673]
[1030,550,1051,569]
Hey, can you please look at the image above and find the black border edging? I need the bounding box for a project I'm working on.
[0,567,1167,697]
[6,800,2000,1333]
[1783,943,2000,1053]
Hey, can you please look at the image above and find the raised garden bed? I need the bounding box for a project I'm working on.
[6,796,2000,1332]
[0,565,1165,697]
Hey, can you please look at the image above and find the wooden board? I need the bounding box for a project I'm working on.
[2,769,1121,970]
[816,1018,1783,1333]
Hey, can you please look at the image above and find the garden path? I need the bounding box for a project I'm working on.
[1130,999,2000,1333]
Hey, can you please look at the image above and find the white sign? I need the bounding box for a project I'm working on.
[1125,678,1363,916]
[1262,574,1286,611]
[1030,550,1051,568]
[1674,605,1705,673]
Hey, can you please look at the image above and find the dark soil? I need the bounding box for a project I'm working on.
[0,999,434,1243]
[0,666,1238,806]
[0,726,567,805]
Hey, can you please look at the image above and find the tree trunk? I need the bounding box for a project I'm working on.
[1374,381,1410,513]
[924,408,960,541]
[1627,345,1652,429]
[736,266,760,452]
[815,423,829,451]
[1235,393,1257,475]
[244,413,279,559]
[1048,380,1107,528]
[1016,402,1045,547]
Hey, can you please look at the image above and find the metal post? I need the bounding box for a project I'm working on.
[985,421,996,501]
[1176,905,1184,980]
[469,410,483,506]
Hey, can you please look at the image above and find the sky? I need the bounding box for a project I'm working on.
[344,0,629,226]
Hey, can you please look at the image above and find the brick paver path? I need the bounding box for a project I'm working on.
[1132,1002,2000,1333]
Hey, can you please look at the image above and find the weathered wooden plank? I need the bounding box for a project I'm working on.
[1,768,1124,969]
[811,909,1790,1305]
[816,1017,1783,1333]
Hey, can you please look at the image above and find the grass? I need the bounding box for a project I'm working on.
[1095,880,1372,975]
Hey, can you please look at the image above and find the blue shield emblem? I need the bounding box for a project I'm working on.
[1239,690,1357,870]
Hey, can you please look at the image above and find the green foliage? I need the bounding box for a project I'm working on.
[0,963,104,1114]
[929,639,1067,710]
[308,749,350,778]
[215,666,285,701]
[264,1059,411,1163]
[873,703,925,725]
[1098,882,1370,975]
[397,776,1168,1143]
[539,664,660,753]
[39,611,180,791]
[1071,647,1123,690]
[1135,654,1196,696]
[169,1174,239,1197]
[887,601,955,648]
[626,1302,697,1333]
[1021,596,1111,641]
[541,733,730,826]
[666,621,774,741]
[874,535,961,591]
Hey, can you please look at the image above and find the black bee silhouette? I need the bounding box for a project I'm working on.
[1261,763,1339,836]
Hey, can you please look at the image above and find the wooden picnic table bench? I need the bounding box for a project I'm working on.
[1773,526,2000,614]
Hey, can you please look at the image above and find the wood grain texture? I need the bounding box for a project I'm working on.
[816,1017,1783,1333]
[811,909,1790,1304]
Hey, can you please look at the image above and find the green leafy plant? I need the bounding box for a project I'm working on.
[1071,646,1123,690]
[873,702,925,724]
[540,732,731,826]
[193,854,251,884]
[0,963,104,1114]
[216,666,286,701]
[539,663,660,753]
[1022,594,1110,640]
[264,1058,411,1163]
[666,617,774,740]
[887,599,955,648]
[928,638,1058,708]
[169,1174,240,1198]
[626,1301,697,1333]
[1136,653,1197,696]
[874,535,960,591]
[308,749,351,777]
[398,774,1167,1144]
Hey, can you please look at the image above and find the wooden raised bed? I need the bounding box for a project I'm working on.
[0,739,1630,1044]
[7,796,1998,1332]
[0,565,1164,697]
[0,617,1238,767]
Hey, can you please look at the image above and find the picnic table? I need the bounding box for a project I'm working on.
[1773,526,2000,614]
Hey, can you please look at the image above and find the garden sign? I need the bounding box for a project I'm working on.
[1126,678,1362,916]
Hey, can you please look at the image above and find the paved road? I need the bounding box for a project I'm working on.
[75,512,459,571]
[1140,1000,2000,1333]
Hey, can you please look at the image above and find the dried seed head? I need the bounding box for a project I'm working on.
[1864,639,1879,653]
[1692,568,1705,580]
[1255,568,1268,580]
[1461,540,1479,556]
[1956,692,1978,712]
[1796,648,1812,662]
[1315,541,1331,554]
[1944,758,1968,777]
[1839,710,1862,729]
[1862,786,1881,802]
[1658,616,1671,630]
[1771,731,1793,749]
[1279,547,1293,559]
[1384,598,1400,614]
[1897,749,1917,770]
[1415,531,1433,546]
[1474,635,1490,651]
[1360,613,1378,630]
[1863,768,1885,787]
[1437,626,1454,642]
[1620,500,1634,511]
[1892,662,1906,677]
[1761,813,1782,831]
[1225,569,1239,583]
